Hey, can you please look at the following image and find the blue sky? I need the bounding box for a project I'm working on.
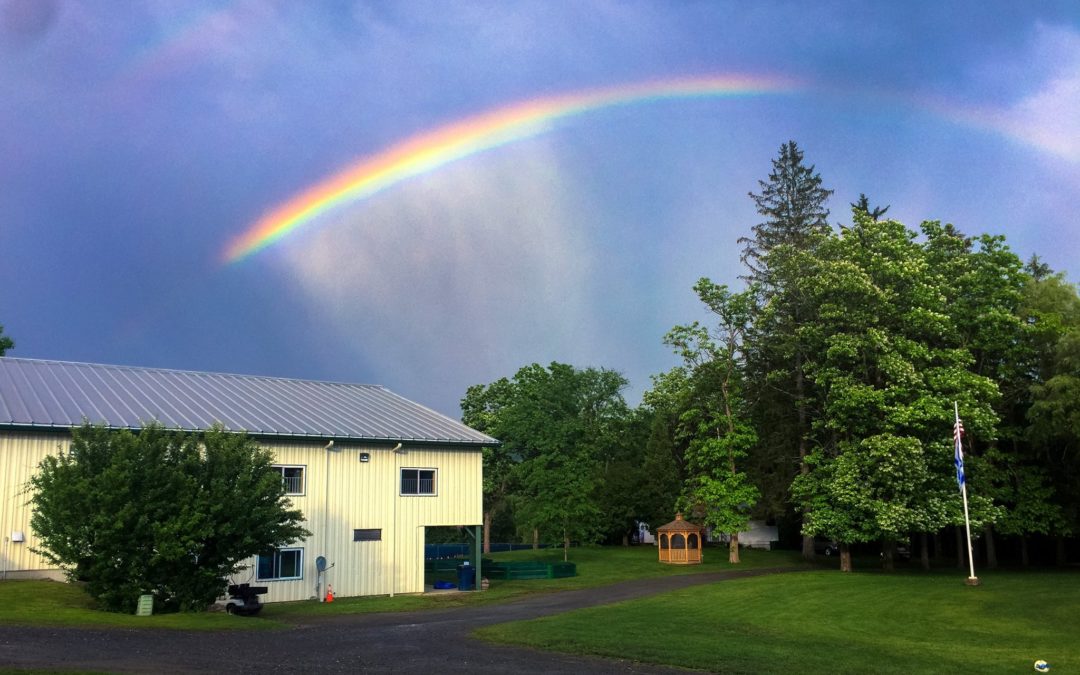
[2,0,1078,417]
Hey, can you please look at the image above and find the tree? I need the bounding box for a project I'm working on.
[1025,274,1080,555]
[1026,254,1053,281]
[592,407,657,545]
[741,140,834,280]
[740,140,833,560]
[461,378,517,554]
[0,323,13,355]
[639,369,696,530]
[30,423,308,613]
[850,193,890,221]
[792,213,999,571]
[921,222,1032,568]
[464,363,630,561]
[665,279,759,563]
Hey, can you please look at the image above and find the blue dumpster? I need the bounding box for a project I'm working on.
[456,563,475,591]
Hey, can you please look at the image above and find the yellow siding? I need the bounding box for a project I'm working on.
[0,432,71,576]
[253,442,482,602]
[0,432,483,602]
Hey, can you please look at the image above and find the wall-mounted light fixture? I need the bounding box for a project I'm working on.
[359,452,370,463]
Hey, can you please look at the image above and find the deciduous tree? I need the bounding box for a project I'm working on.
[464,363,630,560]
[792,213,999,571]
[1026,277,1080,553]
[0,323,13,355]
[30,423,308,613]
[461,378,517,553]
[665,279,759,563]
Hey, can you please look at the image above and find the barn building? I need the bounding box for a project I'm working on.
[0,357,492,603]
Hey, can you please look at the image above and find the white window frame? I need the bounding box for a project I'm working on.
[256,547,304,581]
[272,464,306,496]
[400,467,437,496]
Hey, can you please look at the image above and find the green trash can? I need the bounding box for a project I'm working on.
[456,563,475,591]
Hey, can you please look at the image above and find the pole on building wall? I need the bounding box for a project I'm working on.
[474,525,482,588]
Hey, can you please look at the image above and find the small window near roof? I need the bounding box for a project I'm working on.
[400,468,436,495]
[272,465,305,495]
[353,529,382,542]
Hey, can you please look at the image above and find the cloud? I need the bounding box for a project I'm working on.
[282,140,598,404]
[987,24,1080,163]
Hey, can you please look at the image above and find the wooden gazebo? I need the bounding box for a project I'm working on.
[657,513,703,565]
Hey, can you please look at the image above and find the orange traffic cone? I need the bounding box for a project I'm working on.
[325,585,334,603]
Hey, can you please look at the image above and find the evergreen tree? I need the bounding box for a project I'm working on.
[850,193,890,221]
[740,140,833,560]
[741,140,833,284]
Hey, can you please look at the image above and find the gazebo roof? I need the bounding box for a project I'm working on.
[656,513,702,533]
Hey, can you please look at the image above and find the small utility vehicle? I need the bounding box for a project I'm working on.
[224,583,267,616]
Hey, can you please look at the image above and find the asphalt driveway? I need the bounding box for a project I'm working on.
[0,567,799,673]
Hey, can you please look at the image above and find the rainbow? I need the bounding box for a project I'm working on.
[223,75,799,263]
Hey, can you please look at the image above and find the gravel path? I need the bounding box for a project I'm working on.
[0,567,801,673]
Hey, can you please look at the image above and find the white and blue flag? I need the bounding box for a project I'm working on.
[953,414,965,490]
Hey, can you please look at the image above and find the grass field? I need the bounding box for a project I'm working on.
[474,568,1080,674]
[0,546,801,627]
[0,580,271,631]
[262,545,806,619]
[5,545,1074,675]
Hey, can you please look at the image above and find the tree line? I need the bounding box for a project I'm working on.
[462,141,1080,570]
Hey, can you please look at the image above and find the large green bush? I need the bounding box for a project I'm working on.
[29,423,309,613]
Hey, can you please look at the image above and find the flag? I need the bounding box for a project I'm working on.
[953,414,965,490]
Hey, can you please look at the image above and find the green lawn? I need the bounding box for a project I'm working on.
[3,551,1076,675]
[262,545,807,619]
[0,580,277,630]
[0,546,805,626]
[474,569,1079,674]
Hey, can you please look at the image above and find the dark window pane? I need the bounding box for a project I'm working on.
[419,470,435,494]
[353,529,381,542]
[257,553,274,579]
[281,467,303,494]
[279,550,300,578]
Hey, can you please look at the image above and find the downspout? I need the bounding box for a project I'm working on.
[390,442,402,597]
[321,440,333,602]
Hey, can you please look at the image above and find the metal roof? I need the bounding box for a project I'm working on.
[0,357,496,446]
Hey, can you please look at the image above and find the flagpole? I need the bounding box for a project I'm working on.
[955,401,980,586]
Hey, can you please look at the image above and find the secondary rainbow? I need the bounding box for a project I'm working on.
[223,75,798,263]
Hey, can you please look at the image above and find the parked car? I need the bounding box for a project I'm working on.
[814,539,840,556]
[882,543,912,561]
